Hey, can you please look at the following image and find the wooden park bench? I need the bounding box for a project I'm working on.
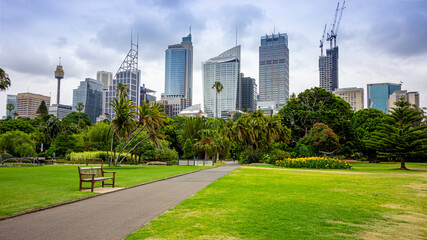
[78,166,116,192]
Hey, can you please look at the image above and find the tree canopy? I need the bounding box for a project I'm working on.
[36,101,49,115]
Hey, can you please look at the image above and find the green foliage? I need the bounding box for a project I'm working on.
[232,112,243,121]
[84,122,111,151]
[275,157,352,169]
[264,149,291,164]
[63,111,92,125]
[182,139,195,159]
[368,101,427,169]
[47,131,80,157]
[351,108,387,162]
[0,119,37,134]
[278,87,353,148]
[0,131,36,157]
[36,100,49,115]
[300,123,340,154]
[154,147,178,163]
[0,67,11,91]
[292,143,318,158]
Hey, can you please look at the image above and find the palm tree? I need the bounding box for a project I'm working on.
[212,81,224,133]
[6,103,14,118]
[75,102,84,125]
[194,129,219,160]
[0,68,11,91]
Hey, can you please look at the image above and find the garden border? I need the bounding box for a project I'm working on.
[0,166,216,221]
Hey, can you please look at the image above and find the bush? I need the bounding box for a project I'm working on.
[300,123,340,153]
[275,157,352,169]
[154,147,178,164]
[264,149,291,164]
[0,131,36,157]
[292,143,318,158]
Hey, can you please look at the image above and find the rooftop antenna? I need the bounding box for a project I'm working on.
[59,57,61,65]
[273,24,275,34]
[189,26,191,35]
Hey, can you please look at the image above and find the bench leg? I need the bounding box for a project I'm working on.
[91,180,94,192]
[102,181,104,188]
[79,181,82,191]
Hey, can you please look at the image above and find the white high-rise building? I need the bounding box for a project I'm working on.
[202,45,241,118]
[97,71,113,115]
[333,87,364,111]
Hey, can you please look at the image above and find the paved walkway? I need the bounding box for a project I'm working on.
[0,163,240,240]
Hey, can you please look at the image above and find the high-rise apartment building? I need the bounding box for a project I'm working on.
[6,95,17,118]
[203,45,241,118]
[73,78,103,123]
[367,83,401,113]
[140,85,157,105]
[96,71,113,114]
[105,39,140,119]
[259,33,289,110]
[163,33,193,116]
[387,90,420,113]
[333,87,364,111]
[241,73,257,111]
[319,47,339,92]
[48,104,72,120]
[16,93,51,119]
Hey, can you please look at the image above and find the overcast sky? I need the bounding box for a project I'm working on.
[1,0,426,117]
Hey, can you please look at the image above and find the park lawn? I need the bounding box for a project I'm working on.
[0,165,211,217]
[127,162,427,240]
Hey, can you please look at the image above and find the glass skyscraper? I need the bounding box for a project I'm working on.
[367,83,401,113]
[6,95,17,118]
[203,45,241,118]
[73,78,103,123]
[96,71,113,115]
[163,33,193,116]
[259,33,289,110]
[241,74,257,111]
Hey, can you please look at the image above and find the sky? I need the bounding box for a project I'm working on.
[1,0,427,117]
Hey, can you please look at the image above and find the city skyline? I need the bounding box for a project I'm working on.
[1,0,426,117]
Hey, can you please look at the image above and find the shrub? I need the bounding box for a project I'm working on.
[275,157,352,169]
[300,123,340,153]
[292,143,318,158]
[264,149,291,164]
[0,131,36,157]
[154,147,178,164]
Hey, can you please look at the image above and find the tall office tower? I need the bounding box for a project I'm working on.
[241,73,257,111]
[6,95,17,118]
[105,38,140,119]
[73,78,103,123]
[387,90,420,113]
[367,83,401,113]
[259,33,289,110]
[96,71,113,114]
[203,45,241,118]
[319,47,339,92]
[333,87,364,111]
[16,93,51,119]
[163,33,193,116]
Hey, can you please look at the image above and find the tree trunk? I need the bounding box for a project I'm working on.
[368,150,378,163]
[400,156,408,170]
[204,151,209,160]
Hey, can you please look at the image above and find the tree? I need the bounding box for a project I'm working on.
[212,81,224,133]
[62,111,92,126]
[0,68,11,91]
[0,131,36,157]
[300,123,340,155]
[75,102,85,125]
[278,87,353,148]
[232,112,243,121]
[351,108,387,162]
[369,100,427,170]
[6,103,14,118]
[0,119,37,134]
[194,129,219,160]
[36,101,49,115]
[182,138,195,159]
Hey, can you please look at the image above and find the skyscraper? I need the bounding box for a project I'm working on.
[319,47,339,92]
[259,33,289,110]
[105,38,140,119]
[163,33,193,116]
[241,73,257,111]
[367,83,401,113]
[73,78,103,123]
[203,45,241,118]
[387,90,420,113]
[6,95,17,118]
[96,71,113,115]
[17,92,50,119]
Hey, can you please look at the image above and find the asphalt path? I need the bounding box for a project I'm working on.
[0,163,240,240]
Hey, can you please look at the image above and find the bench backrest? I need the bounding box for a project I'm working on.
[79,166,104,179]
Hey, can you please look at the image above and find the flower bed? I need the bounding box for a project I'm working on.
[275,157,352,169]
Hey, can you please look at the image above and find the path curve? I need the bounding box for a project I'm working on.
[0,163,240,240]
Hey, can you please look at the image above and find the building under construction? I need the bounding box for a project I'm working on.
[319,1,345,92]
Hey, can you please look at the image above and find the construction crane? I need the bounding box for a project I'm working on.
[326,1,345,49]
[319,24,327,56]
[332,0,345,47]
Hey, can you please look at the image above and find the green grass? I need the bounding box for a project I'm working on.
[0,165,211,217]
[126,162,427,240]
